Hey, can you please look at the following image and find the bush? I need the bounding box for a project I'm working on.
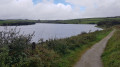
[0,28,34,67]
[97,19,120,28]
[0,28,58,67]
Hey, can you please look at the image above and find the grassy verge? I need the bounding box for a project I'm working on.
[57,29,112,67]
[102,26,120,67]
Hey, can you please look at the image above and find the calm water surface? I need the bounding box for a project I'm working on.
[0,23,102,42]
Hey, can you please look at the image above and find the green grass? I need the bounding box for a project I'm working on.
[40,17,120,24]
[102,27,120,67]
[57,29,112,67]
[0,20,36,25]
[54,18,106,24]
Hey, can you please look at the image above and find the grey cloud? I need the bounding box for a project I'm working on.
[0,0,120,20]
[66,0,120,18]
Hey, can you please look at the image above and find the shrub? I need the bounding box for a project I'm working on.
[97,19,120,28]
[0,28,58,67]
[0,28,33,67]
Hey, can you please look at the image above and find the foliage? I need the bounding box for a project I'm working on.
[0,20,36,26]
[97,19,120,28]
[40,29,111,67]
[0,28,33,67]
[0,28,57,67]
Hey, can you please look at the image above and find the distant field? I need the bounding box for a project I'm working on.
[39,18,106,24]
[40,17,120,24]
[0,20,36,26]
[0,17,120,25]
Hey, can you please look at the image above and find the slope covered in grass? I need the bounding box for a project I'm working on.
[41,17,120,24]
[102,26,120,67]
[57,29,111,67]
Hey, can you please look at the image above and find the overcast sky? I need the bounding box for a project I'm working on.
[0,0,120,20]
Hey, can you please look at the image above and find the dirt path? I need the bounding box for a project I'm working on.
[74,30,115,67]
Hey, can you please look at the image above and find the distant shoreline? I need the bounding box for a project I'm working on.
[0,17,120,26]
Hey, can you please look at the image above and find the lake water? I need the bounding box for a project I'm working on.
[0,23,102,42]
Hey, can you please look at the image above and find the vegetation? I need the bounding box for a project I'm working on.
[102,26,120,67]
[0,27,112,67]
[97,19,120,28]
[56,29,111,67]
[40,18,105,24]
[0,17,119,67]
[1,17,120,26]
[0,20,36,26]
[40,17,120,24]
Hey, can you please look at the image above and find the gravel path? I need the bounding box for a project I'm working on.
[74,30,115,67]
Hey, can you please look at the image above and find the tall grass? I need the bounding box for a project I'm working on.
[102,26,120,67]
[55,29,112,67]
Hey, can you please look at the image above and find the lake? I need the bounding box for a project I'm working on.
[0,23,102,42]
